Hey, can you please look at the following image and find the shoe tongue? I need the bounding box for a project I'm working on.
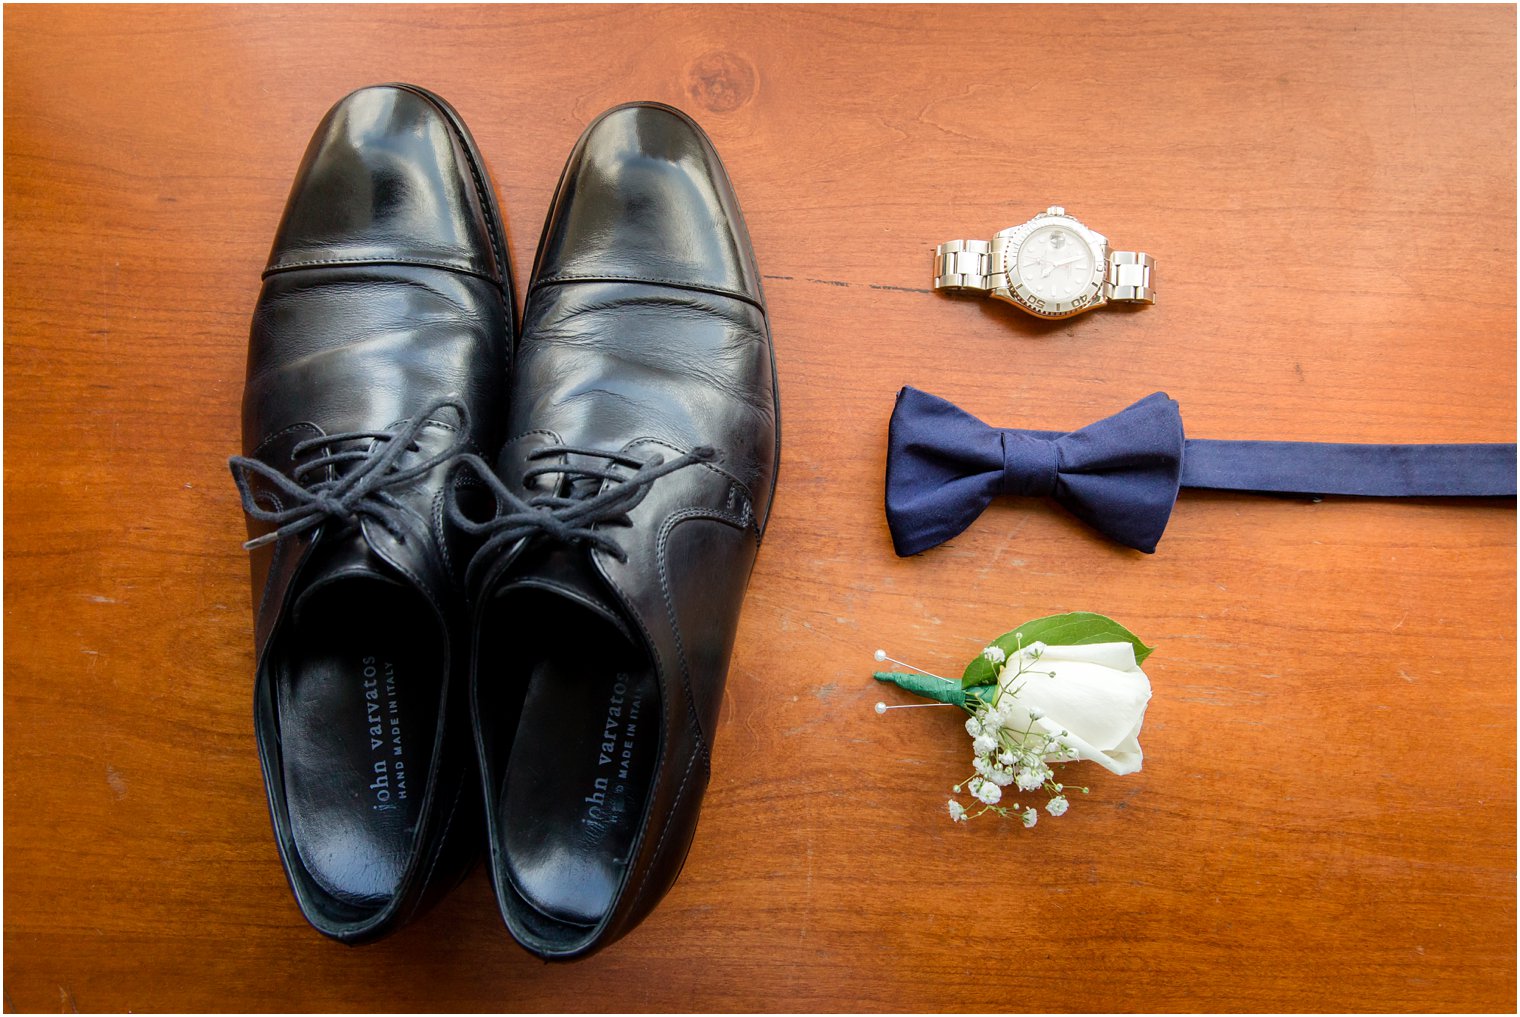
[492,544,631,642]
[292,529,405,620]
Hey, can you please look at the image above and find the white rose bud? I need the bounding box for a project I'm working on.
[995,642,1152,776]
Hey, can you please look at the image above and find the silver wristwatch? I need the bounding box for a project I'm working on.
[933,206,1154,319]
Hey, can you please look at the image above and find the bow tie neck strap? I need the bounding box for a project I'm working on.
[1180,438,1518,498]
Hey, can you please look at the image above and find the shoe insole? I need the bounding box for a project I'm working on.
[277,579,440,906]
[495,598,659,928]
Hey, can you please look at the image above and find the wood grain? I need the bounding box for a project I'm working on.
[4,4,1514,1012]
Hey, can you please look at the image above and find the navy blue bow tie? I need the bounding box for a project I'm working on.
[885,387,1517,556]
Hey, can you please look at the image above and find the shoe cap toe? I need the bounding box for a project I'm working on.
[267,84,500,281]
[532,102,762,301]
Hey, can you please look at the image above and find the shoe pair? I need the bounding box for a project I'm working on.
[230,84,779,958]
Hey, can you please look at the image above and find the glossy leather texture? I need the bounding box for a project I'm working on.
[468,102,778,959]
[236,84,512,944]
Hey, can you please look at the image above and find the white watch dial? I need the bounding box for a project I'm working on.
[1014,225,1095,301]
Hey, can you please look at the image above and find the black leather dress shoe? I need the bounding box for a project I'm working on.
[230,84,513,944]
[450,102,779,959]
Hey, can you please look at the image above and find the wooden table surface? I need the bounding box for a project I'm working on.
[5,4,1515,1012]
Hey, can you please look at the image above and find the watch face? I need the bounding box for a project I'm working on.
[1014,225,1096,302]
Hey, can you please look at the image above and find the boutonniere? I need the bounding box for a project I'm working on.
[873,612,1153,827]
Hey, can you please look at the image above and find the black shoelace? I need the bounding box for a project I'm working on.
[447,442,716,579]
[229,398,470,551]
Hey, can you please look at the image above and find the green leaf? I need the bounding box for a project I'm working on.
[959,612,1154,688]
[961,654,998,689]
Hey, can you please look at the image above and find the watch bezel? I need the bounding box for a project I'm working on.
[994,211,1109,319]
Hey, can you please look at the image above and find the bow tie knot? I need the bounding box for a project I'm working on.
[1000,432,1060,498]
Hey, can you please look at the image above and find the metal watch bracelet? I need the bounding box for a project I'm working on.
[933,240,1156,304]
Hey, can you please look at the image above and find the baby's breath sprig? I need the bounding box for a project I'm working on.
[953,633,1085,825]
